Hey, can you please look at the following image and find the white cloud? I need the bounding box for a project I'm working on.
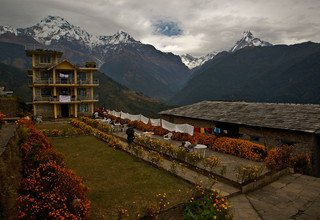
[0,0,319,56]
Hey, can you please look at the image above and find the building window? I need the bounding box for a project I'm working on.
[78,73,87,82]
[59,88,70,96]
[39,55,52,64]
[78,103,89,113]
[281,139,296,146]
[250,135,261,143]
[78,88,87,97]
[41,88,52,97]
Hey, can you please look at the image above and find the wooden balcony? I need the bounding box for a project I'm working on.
[33,95,99,104]
[29,78,99,87]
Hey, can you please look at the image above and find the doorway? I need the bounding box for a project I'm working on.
[61,104,69,117]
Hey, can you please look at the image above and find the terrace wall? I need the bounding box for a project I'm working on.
[0,125,21,219]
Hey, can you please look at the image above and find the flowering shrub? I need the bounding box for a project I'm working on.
[148,151,163,164]
[265,145,293,171]
[70,119,92,134]
[171,131,192,141]
[291,153,312,174]
[17,119,90,219]
[213,137,267,161]
[183,190,230,220]
[235,165,265,183]
[40,127,88,137]
[189,132,217,147]
[203,156,221,170]
[0,111,5,125]
[185,152,203,165]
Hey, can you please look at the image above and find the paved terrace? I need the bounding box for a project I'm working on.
[112,129,320,220]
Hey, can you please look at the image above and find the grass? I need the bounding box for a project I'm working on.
[36,121,72,130]
[50,135,193,219]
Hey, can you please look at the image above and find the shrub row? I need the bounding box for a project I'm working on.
[95,115,312,173]
[17,118,90,219]
[102,115,267,162]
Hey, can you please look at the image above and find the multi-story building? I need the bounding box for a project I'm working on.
[26,49,99,119]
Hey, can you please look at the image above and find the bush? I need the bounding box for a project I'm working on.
[291,153,312,175]
[17,119,90,219]
[213,137,267,161]
[265,145,293,171]
[235,165,265,184]
[203,156,221,171]
[183,191,230,220]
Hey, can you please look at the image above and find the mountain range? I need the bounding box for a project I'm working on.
[1,15,320,111]
[171,42,320,105]
[0,16,190,100]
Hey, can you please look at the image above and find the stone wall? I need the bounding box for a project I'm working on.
[0,125,21,219]
[35,104,53,118]
[239,125,313,153]
[0,98,19,117]
[161,115,213,128]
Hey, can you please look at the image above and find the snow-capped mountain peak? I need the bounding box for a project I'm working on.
[107,30,137,44]
[20,15,139,48]
[181,51,219,69]
[0,25,18,35]
[230,31,272,53]
[22,15,100,47]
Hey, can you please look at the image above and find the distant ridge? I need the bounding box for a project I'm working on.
[0,15,190,100]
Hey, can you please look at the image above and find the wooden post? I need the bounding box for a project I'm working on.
[54,104,57,119]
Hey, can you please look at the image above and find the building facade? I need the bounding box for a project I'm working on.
[26,49,99,119]
[159,101,320,176]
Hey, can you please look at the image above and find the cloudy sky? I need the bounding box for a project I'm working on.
[1,0,320,56]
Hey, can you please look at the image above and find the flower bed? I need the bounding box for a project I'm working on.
[71,118,231,219]
[213,137,267,162]
[102,115,267,162]
[40,127,89,137]
[183,190,231,219]
[17,118,90,219]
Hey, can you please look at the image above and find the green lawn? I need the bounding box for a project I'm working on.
[36,121,72,130]
[50,135,192,219]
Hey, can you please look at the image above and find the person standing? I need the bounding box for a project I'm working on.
[126,125,135,144]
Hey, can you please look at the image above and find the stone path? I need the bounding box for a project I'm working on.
[229,173,320,220]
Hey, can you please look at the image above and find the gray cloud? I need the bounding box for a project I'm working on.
[0,0,319,57]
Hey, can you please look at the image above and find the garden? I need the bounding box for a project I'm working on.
[10,112,312,219]
[32,119,231,219]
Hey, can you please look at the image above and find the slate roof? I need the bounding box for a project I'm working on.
[159,101,320,133]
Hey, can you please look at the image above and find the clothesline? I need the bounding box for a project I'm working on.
[108,110,194,136]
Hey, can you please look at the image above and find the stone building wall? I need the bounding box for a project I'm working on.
[161,115,313,154]
[0,98,19,117]
[0,125,21,219]
[35,104,53,118]
[161,115,213,128]
[239,125,313,152]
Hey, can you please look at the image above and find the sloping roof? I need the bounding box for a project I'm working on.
[159,101,320,133]
[47,60,75,70]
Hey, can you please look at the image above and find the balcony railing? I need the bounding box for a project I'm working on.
[77,94,99,101]
[33,95,99,102]
[29,78,99,85]
[78,79,99,85]
[34,96,54,102]
[32,78,54,85]
[56,78,75,84]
